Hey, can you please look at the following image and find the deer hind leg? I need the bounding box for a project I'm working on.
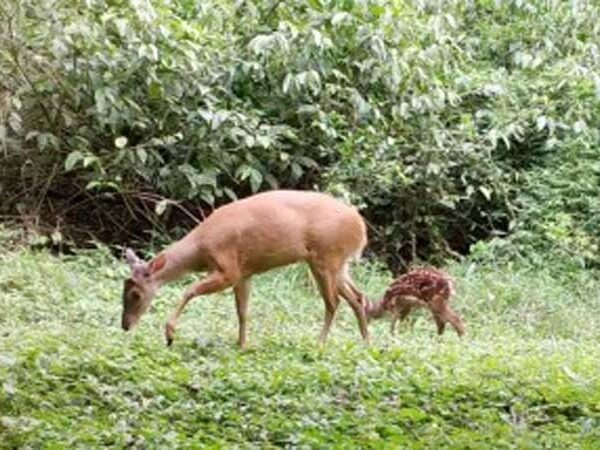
[165,270,234,346]
[309,263,340,345]
[336,263,370,344]
[234,278,251,349]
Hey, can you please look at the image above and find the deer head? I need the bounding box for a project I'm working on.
[364,295,394,321]
[121,248,166,331]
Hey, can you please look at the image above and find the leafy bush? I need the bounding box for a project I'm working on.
[1,0,600,268]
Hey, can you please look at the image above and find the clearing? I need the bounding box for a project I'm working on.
[1,243,599,448]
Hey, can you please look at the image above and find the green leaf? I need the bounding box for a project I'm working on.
[249,168,263,193]
[8,112,22,133]
[155,199,168,216]
[148,81,162,100]
[536,116,547,131]
[65,151,83,171]
[256,135,271,149]
[282,74,293,94]
[297,105,320,116]
[137,148,148,164]
[297,156,318,168]
[291,162,303,179]
[86,181,101,190]
[479,186,492,201]
[306,0,322,11]
[223,188,237,201]
[94,90,107,114]
[83,155,98,168]
[200,192,215,205]
[25,131,39,141]
[236,165,252,181]
[115,137,128,149]
[332,12,352,27]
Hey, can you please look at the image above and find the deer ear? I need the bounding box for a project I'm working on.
[149,253,167,274]
[125,248,142,268]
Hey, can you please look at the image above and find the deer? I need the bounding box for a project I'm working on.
[364,268,465,337]
[121,190,370,349]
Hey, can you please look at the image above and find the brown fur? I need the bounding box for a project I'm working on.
[366,268,465,337]
[121,190,369,348]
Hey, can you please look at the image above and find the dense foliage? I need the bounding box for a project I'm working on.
[1,240,600,447]
[2,0,600,267]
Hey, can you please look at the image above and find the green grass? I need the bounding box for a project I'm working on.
[1,243,600,448]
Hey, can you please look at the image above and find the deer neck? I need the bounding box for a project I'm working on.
[152,235,205,287]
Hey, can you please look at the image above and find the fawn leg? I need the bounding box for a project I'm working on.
[234,278,251,349]
[390,314,398,334]
[443,306,465,337]
[430,295,465,337]
[165,271,233,346]
[433,313,446,335]
[390,306,411,334]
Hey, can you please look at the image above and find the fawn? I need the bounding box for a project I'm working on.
[364,268,465,337]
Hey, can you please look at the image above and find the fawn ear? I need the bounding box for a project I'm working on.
[149,254,167,274]
[125,248,143,269]
[123,278,136,291]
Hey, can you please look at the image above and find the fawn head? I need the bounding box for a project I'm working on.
[121,248,166,331]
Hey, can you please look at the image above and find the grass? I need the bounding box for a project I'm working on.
[1,240,600,448]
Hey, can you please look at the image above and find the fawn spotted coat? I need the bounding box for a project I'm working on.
[366,268,465,336]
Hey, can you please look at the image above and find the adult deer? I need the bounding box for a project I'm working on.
[121,190,369,348]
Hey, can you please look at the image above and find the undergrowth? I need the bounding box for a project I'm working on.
[1,242,599,448]
[4,0,600,267]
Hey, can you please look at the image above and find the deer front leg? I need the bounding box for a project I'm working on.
[310,265,341,346]
[165,271,232,346]
[234,278,251,349]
